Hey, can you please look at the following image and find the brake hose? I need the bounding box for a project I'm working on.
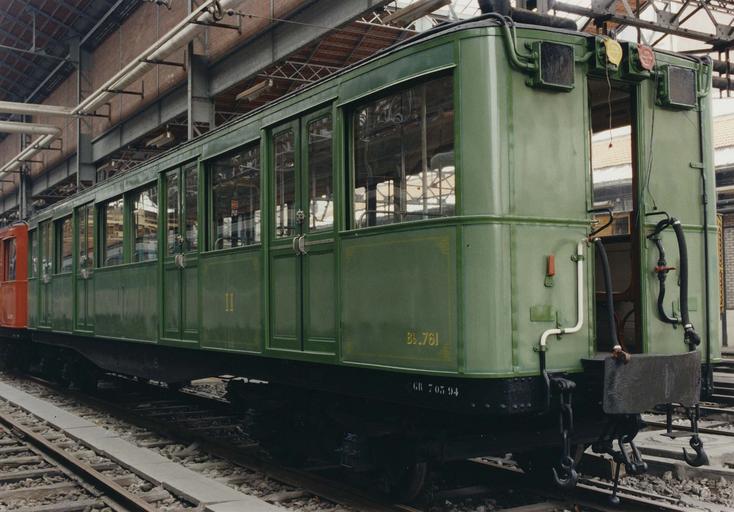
[593,238,622,350]
[671,220,702,349]
[650,231,679,325]
[648,217,701,350]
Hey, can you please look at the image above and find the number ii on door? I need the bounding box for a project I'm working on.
[224,292,235,313]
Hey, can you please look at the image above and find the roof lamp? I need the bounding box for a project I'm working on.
[528,41,575,91]
[603,38,623,67]
[637,45,655,71]
[658,65,697,109]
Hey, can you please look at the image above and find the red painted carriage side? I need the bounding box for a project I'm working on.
[0,224,28,329]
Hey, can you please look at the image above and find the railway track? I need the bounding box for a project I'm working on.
[5,372,725,512]
[1,372,418,512]
[0,398,192,512]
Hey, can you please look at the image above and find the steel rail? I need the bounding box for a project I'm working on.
[0,407,157,512]
[16,373,415,512]
[469,459,695,512]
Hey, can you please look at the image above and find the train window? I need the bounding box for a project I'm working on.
[40,223,51,278]
[166,171,180,255]
[274,130,296,237]
[4,238,16,281]
[55,216,73,273]
[29,230,38,278]
[77,204,94,271]
[209,142,261,250]
[184,164,198,252]
[102,197,125,266]
[352,74,455,228]
[131,183,159,262]
[307,115,333,231]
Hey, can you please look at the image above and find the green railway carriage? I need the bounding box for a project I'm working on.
[11,11,720,493]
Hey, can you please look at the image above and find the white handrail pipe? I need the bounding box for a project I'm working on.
[539,239,587,350]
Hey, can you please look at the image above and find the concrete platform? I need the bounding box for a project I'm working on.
[635,429,734,467]
[0,381,279,512]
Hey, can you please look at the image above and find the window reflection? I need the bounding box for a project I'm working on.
[352,75,455,228]
[78,205,94,270]
[29,230,38,278]
[132,184,159,262]
[57,217,73,273]
[103,198,124,266]
[210,142,261,249]
[274,131,296,237]
[308,116,333,231]
[5,238,16,281]
[166,172,179,255]
[184,165,198,252]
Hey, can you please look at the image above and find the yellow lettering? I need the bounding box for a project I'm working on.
[224,292,235,312]
[405,331,440,348]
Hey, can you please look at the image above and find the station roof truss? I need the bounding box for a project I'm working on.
[0,0,139,132]
[548,0,734,51]
[9,0,734,219]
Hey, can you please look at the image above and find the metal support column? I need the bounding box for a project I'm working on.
[17,113,31,220]
[187,0,214,140]
[72,38,95,189]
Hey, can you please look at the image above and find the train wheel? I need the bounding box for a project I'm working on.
[381,460,429,503]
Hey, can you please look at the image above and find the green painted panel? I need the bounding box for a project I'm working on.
[75,278,94,332]
[123,264,158,342]
[512,225,592,373]
[51,274,73,332]
[94,268,125,338]
[270,251,299,348]
[182,264,198,339]
[39,281,52,328]
[644,106,703,227]
[341,227,458,372]
[461,224,513,374]
[507,51,587,220]
[162,266,180,338]
[200,250,262,352]
[27,279,38,328]
[458,37,502,216]
[304,248,336,348]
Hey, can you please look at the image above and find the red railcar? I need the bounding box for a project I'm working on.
[0,224,28,329]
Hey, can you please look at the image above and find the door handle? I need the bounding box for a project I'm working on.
[292,236,300,255]
[298,235,307,255]
[174,253,186,269]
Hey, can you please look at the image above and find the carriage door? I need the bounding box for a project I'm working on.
[75,203,94,332]
[269,111,337,353]
[162,163,200,343]
[39,221,52,328]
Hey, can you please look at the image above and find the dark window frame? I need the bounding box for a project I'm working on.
[55,216,73,274]
[76,203,95,273]
[207,139,262,251]
[101,196,125,267]
[4,237,16,282]
[306,113,334,233]
[28,229,38,279]
[129,181,160,263]
[348,72,456,230]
